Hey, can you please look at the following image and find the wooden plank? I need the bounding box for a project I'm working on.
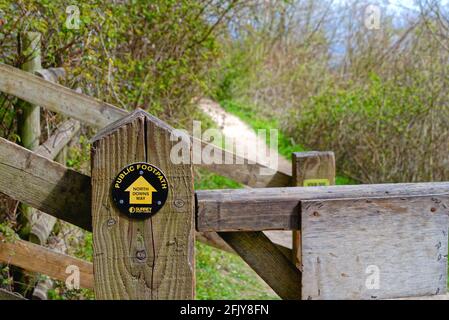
[218,231,301,300]
[0,237,93,289]
[0,63,127,128]
[36,67,66,83]
[292,151,335,270]
[301,196,449,300]
[28,119,81,245]
[91,109,195,299]
[27,68,76,247]
[196,182,449,231]
[35,113,80,160]
[0,289,26,300]
[0,137,91,230]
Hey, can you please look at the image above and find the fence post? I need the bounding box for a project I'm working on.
[90,109,195,299]
[291,151,335,270]
[16,32,42,238]
[18,32,41,150]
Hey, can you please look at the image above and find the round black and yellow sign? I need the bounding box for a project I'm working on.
[111,162,169,219]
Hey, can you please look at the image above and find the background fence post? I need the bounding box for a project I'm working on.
[17,32,41,151]
[291,151,335,270]
[16,32,42,237]
[90,109,195,299]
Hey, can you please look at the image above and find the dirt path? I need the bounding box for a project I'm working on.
[198,98,291,171]
[198,98,292,250]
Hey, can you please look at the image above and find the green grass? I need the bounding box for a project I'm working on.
[195,242,278,300]
[194,169,242,190]
[220,99,355,186]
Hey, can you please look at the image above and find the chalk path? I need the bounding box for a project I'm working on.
[198,98,292,250]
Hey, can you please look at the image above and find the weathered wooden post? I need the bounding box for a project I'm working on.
[90,109,195,299]
[291,151,335,270]
[17,32,42,151]
[17,32,42,236]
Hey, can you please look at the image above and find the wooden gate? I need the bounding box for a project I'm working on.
[0,62,448,300]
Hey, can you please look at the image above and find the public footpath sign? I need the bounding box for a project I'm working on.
[111,162,169,219]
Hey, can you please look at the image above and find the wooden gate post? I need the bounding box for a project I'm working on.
[291,151,335,270]
[90,109,195,299]
[18,32,42,150]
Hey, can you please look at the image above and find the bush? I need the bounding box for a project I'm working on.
[0,0,220,126]
[287,75,449,183]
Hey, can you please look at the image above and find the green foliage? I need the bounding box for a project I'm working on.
[195,242,278,300]
[220,99,305,160]
[66,135,91,174]
[0,222,18,242]
[74,232,93,262]
[195,168,242,190]
[47,284,94,300]
[288,75,449,183]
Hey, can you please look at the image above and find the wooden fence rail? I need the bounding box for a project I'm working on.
[0,63,291,188]
[0,63,294,288]
[196,182,449,231]
[0,236,93,289]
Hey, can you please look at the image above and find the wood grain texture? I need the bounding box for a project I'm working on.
[292,151,335,271]
[0,63,127,128]
[35,116,80,160]
[0,137,91,230]
[0,237,93,289]
[301,195,449,300]
[218,231,301,300]
[196,182,449,231]
[91,110,194,299]
[0,138,245,254]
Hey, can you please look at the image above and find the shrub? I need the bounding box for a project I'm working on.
[287,75,449,183]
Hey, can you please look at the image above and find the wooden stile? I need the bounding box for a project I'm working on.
[90,110,195,299]
[291,151,335,271]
